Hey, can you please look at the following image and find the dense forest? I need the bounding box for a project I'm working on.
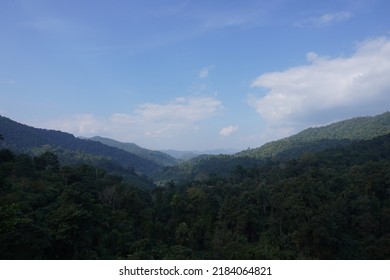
[1,132,389,259]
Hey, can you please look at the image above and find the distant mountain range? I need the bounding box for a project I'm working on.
[89,136,179,166]
[88,137,239,162]
[162,148,240,161]
[0,115,241,179]
[1,111,390,184]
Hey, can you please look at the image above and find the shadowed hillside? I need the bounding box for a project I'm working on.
[0,115,162,176]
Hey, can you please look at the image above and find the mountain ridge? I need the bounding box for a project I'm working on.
[0,115,162,176]
[89,136,179,166]
[237,111,390,159]
[155,111,390,183]
[2,111,390,182]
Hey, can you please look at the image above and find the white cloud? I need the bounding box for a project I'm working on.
[297,11,352,27]
[249,37,390,132]
[134,96,222,124]
[43,96,223,144]
[45,114,109,136]
[317,12,352,25]
[112,96,223,137]
[220,125,238,137]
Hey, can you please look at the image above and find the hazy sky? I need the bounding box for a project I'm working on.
[1,0,390,150]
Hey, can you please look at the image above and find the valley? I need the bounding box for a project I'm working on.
[1,112,390,259]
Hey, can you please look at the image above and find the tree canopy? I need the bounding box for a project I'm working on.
[1,133,389,259]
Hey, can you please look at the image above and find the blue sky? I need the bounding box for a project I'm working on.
[1,0,390,150]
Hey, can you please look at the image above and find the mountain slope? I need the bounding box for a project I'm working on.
[238,111,390,159]
[162,148,240,161]
[0,115,162,176]
[161,149,200,161]
[89,136,179,166]
[154,153,262,184]
[155,111,390,183]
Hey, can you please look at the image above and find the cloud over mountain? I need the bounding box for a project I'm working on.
[220,125,238,137]
[43,95,223,148]
[249,37,390,134]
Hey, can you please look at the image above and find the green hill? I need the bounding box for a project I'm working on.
[154,153,261,184]
[155,111,390,183]
[238,111,390,159]
[0,115,162,177]
[89,136,179,166]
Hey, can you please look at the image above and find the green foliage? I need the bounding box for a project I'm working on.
[154,154,262,184]
[0,150,153,259]
[1,132,390,259]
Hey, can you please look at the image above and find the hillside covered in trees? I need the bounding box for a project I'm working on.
[0,115,165,177]
[239,111,390,159]
[155,112,390,183]
[89,136,179,166]
[1,131,389,259]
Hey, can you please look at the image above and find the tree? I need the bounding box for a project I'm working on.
[0,149,15,162]
[34,151,60,171]
[0,204,50,259]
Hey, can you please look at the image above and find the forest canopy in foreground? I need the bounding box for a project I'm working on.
[1,133,389,259]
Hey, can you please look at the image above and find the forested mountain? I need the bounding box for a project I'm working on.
[162,148,240,161]
[1,112,390,259]
[89,136,179,166]
[0,115,162,176]
[1,132,389,259]
[155,112,390,184]
[162,149,200,161]
[238,111,390,159]
[154,154,262,184]
[2,112,390,184]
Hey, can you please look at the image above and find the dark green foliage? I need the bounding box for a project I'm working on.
[0,150,152,259]
[1,133,390,259]
[154,154,262,184]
